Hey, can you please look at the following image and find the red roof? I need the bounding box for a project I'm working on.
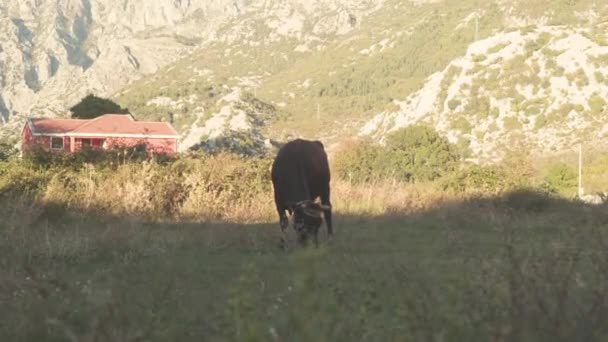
[28,114,178,137]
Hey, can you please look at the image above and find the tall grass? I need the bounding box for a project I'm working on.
[2,155,452,227]
[3,150,608,341]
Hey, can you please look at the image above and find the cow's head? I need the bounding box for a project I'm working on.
[292,200,330,243]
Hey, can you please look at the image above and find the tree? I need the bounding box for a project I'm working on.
[384,124,461,182]
[69,94,130,119]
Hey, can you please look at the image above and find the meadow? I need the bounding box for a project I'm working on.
[2,146,608,341]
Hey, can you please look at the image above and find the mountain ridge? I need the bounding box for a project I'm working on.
[1,0,608,162]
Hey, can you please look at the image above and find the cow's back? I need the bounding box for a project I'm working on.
[271,139,330,204]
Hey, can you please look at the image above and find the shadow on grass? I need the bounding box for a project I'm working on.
[2,189,608,341]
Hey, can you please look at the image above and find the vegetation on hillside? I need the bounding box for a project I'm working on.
[332,125,462,183]
[0,142,17,161]
[70,94,130,119]
[111,0,608,143]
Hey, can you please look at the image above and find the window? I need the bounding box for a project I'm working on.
[92,139,104,148]
[51,137,64,150]
[81,138,91,147]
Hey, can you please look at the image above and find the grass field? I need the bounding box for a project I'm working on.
[2,175,608,341]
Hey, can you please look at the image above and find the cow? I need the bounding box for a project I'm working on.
[270,138,333,248]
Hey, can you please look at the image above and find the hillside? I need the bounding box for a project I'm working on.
[362,25,608,162]
[113,0,608,157]
[1,0,608,159]
[0,0,376,144]
[0,0,240,142]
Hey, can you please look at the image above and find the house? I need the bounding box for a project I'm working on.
[21,114,179,156]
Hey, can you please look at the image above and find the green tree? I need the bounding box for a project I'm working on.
[384,124,461,182]
[69,94,130,119]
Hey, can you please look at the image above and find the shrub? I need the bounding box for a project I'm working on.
[0,159,49,200]
[331,138,386,183]
[0,151,274,222]
[0,142,17,161]
[441,163,510,194]
[487,42,509,55]
[503,116,523,130]
[447,99,461,110]
[472,54,487,63]
[450,116,472,133]
[384,125,461,182]
[534,114,547,130]
[189,131,268,157]
[333,126,461,184]
[21,144,164,169]
[589,94,606,115]
[542,162,577,193]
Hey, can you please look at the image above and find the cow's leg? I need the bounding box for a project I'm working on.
[313,226,319,248]
[321,187,333,238]
[297,230,308,247]
[276,203,289,250]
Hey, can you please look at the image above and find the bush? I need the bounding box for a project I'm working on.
[447,99,461,110]
[0,142,17,161]
[542,162,577,193]
[22,144,165,169]
[441,155,535,194]
[333,126,461,184]
[534,114,547,130]
[0,159,49,200]
[0,151,273,222]
[189,131,268,157]
[589,94,606,115]
[503,116,523,130]
[331,138,386,183]
[441,163,510,194]
[450,117,472,133]
[384,125,461,182]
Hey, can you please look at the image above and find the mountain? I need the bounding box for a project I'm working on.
[1,0,608,161]
[0,0,256,143]
[362,25,608,163]
[0,0,383,145]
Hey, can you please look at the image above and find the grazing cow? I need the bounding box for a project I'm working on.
[271,139,333,248]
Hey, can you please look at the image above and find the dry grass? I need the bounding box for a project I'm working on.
[3,154,463,226]
[3,156,608,341]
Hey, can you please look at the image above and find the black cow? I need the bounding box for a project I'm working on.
[271,139,333,248]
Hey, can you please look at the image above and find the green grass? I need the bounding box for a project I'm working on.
[4,147,608,340]
[3,190,608,341]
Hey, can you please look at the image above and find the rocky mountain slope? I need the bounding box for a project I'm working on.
[2,0,608,161]
[112,0,608,158]
[362,25,608,162]
[0,0,237,141]
[0,0,380,144]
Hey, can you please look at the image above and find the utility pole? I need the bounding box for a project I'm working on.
[474,14,479,42]
[578,143,583,197]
